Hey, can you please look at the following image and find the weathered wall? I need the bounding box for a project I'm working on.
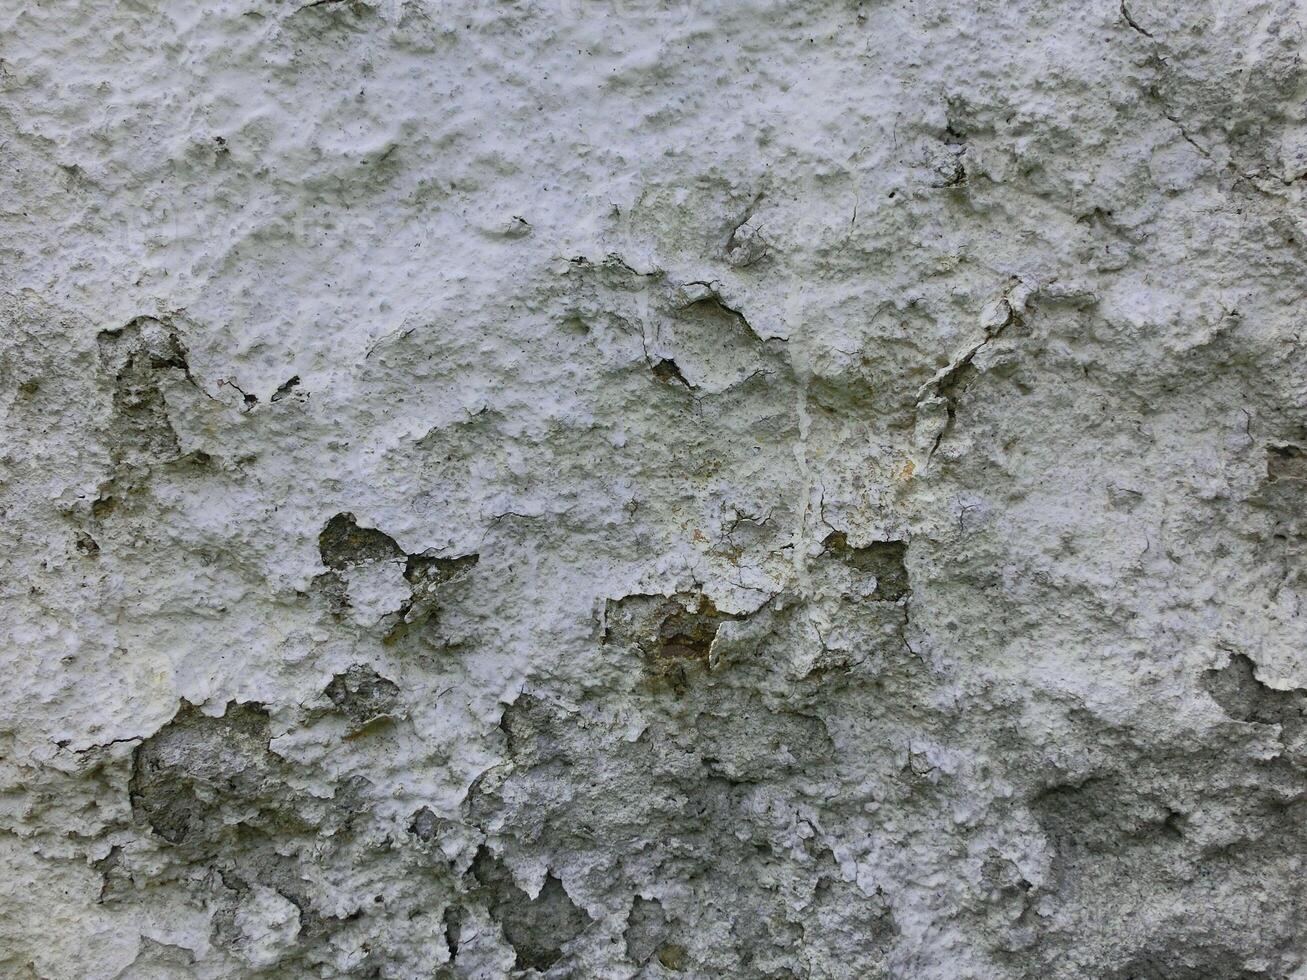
[3,0,1307,976]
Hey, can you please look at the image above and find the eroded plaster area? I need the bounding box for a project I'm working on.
[3,0,1307,976]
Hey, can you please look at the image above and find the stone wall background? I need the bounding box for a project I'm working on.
[3,0,1307,976]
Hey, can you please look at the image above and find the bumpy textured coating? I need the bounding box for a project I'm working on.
[3,0,1307,977]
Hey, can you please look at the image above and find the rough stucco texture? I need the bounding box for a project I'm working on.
[3,0,1307,977]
